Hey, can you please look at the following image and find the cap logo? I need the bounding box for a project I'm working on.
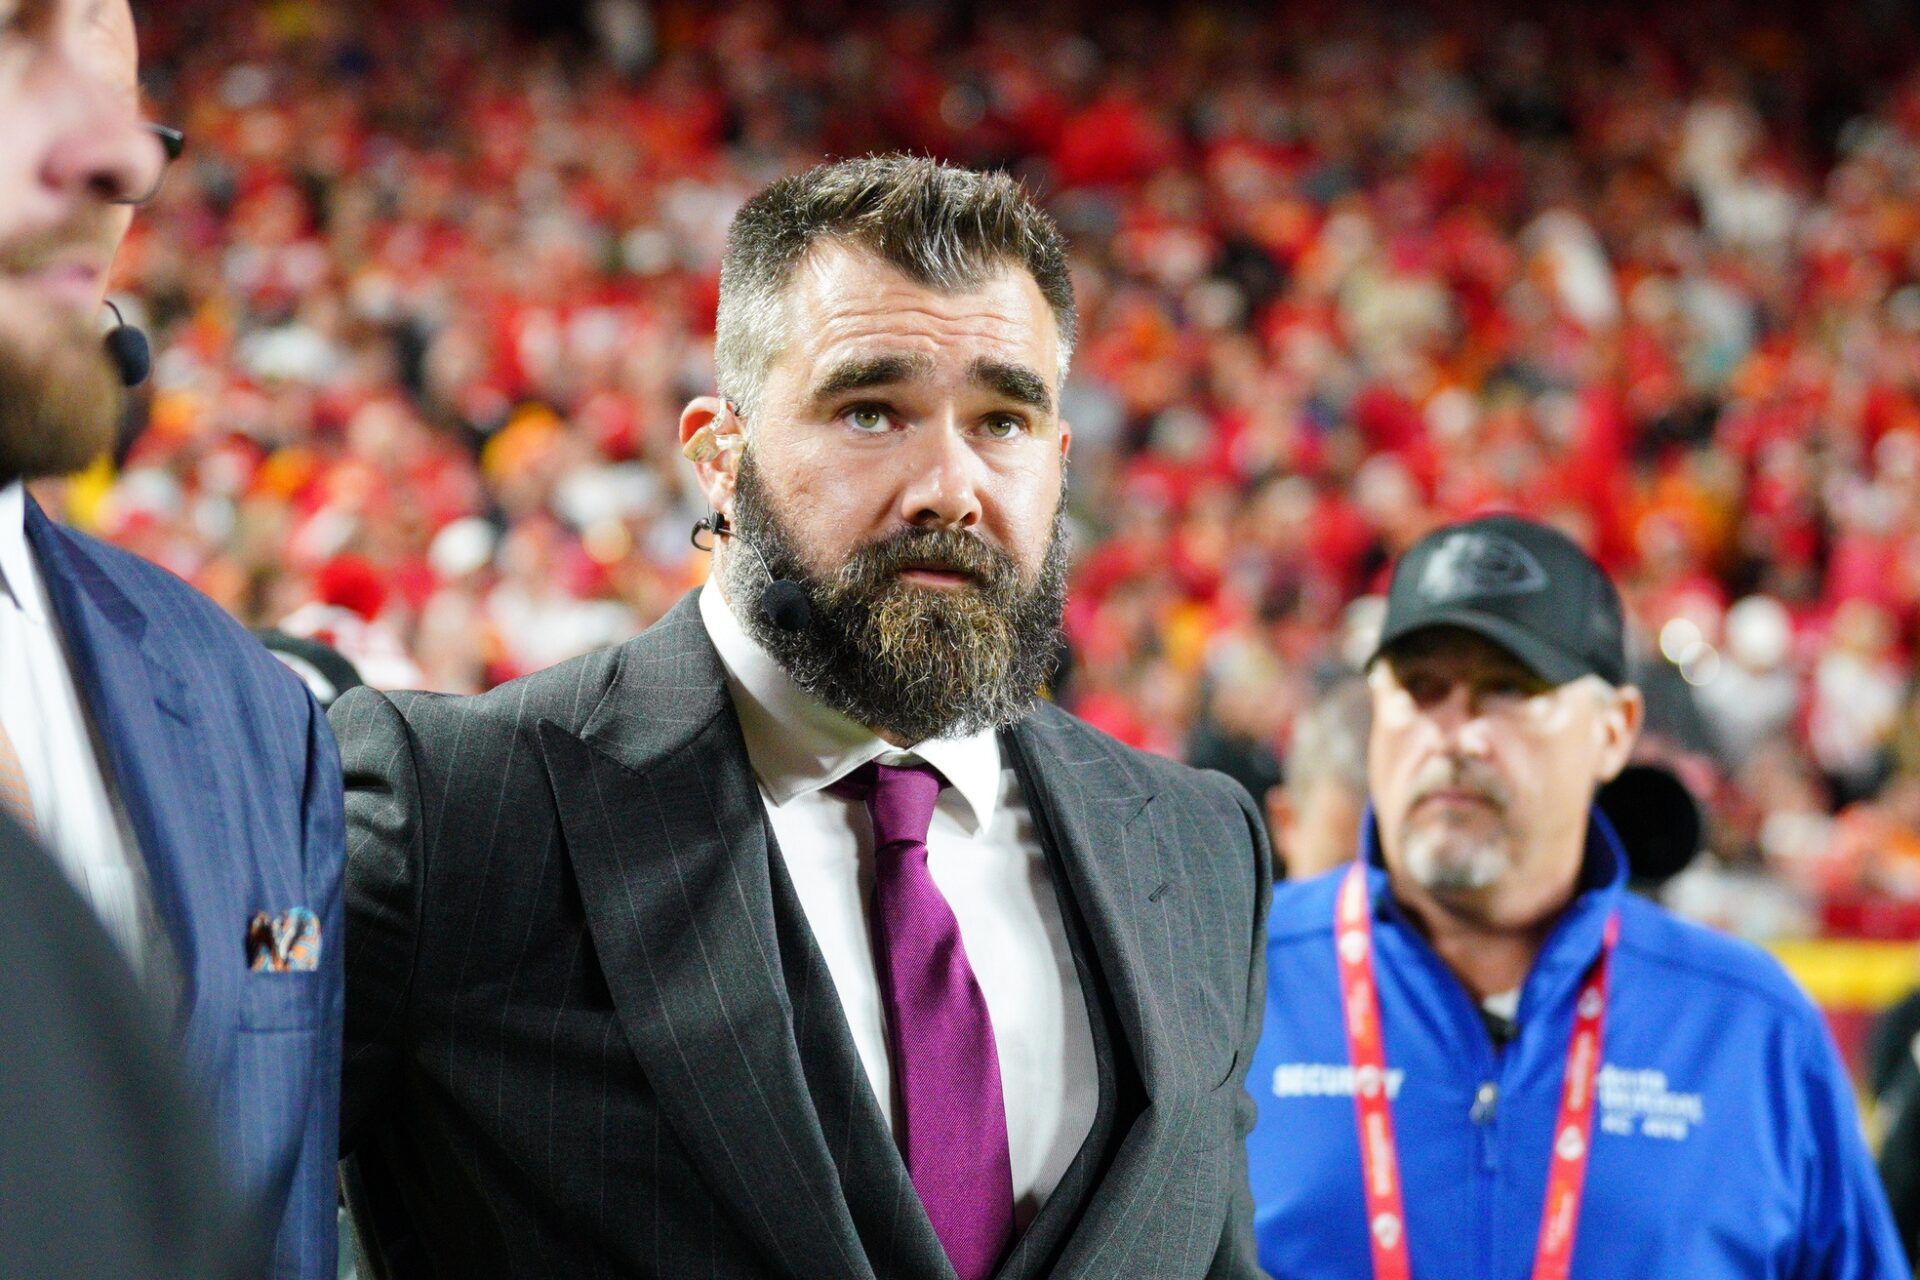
[1418,531,1548,603]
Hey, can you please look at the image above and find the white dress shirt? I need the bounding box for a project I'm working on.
[699,583,1097,1222]
[0,483,157,969]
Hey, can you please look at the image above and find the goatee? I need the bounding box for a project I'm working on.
[726,451,1069,744]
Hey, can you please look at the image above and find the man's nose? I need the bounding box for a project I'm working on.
[38,57,164,206]
[897,420,985,531]
[1425,684,1495,754]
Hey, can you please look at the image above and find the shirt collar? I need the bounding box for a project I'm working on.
[0,483,49,623]
[697,581,1003,833]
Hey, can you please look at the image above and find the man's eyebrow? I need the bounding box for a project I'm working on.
[808,353,937,404]
[969,358,1053,414]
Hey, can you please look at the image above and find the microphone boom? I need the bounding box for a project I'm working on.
[693,513,812,633]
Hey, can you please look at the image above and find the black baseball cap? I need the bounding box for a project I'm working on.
[1370,514,1628,687]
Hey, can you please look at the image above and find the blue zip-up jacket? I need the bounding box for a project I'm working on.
[1248,811,1905,1279]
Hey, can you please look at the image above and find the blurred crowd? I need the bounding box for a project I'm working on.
[62,0,1920,939]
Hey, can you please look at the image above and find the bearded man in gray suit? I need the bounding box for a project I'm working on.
[333,154,1271,1280]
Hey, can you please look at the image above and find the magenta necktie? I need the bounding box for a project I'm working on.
[834,760,1015,1280]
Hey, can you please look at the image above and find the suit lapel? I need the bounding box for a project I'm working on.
[1005,709,1222,1274]
[537,597,874,1280]
[1004,713,1170,1097]
[24,502,241,1081]
[763,818,954,1280]
[990,796,1132,1280]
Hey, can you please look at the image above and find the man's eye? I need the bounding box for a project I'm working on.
[1402,675,1445,705]
[980,414,1027,439]
[845,406,893,433]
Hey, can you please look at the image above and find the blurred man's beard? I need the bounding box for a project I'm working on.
[727,451,1069,743]
[1399,760,1513,894]
[0,309,121,488]
[1403,824,1510,894]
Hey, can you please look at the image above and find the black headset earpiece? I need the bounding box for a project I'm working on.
[692,510,811,633]
[102,300,151,388]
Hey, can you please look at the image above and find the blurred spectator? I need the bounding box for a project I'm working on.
[1185,642,1292,830]
[256,629,366,710]
[74,0,1920,941]
[1810,600,1909,805]
[1695,594,1800,770]
[1270,677,1371,880]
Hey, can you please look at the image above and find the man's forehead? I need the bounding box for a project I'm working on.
[786,244,1059,362]
[17,0,130,36]
[14,0,142,92]
[794,238,1035,297]
[88,0,141,88]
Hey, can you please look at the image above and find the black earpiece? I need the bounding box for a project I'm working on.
[692,512,812,633]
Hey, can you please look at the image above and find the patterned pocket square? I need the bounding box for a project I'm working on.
[246,907,321,973]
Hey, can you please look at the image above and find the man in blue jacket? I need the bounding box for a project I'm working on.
[1248,513,1904,1279]
[0,4,344,1275]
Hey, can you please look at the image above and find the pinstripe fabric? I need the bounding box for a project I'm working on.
[333,589,1269,1279]
[23,498,345,1280]
[765,803,961,1279]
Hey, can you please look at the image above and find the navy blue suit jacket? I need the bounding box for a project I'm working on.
[25,498,345,1279]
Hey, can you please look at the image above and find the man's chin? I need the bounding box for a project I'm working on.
[0,319,121,486]
[1404,830,1511,896]
[726,446,1070,742]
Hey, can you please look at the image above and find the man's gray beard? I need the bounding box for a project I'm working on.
[725,450,1069,744]
[1403,826,1510,894]
[0,310,122,489]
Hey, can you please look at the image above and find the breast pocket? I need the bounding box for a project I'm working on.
[238,970,322,1032]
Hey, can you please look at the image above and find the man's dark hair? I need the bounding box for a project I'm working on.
[714,154,1076,416]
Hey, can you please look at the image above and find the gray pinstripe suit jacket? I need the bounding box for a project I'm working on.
[333,590,1270,1279]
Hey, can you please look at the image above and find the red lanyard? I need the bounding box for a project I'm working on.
[1336,862,1620,1280]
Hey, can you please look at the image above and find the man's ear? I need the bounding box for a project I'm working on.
[1058,416,1073,463]
[679,397,744,514]
[1594,683,1645,783]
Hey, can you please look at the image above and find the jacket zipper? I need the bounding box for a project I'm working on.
[1470,1023,1502,1276]
[1411,935,1504,1275]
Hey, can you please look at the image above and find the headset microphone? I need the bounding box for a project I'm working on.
[692,512,812,633]
[102,300,152,387]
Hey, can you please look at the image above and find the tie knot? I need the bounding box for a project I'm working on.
[832,759,945,850]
